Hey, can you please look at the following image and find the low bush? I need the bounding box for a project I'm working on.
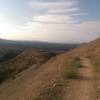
[63,57,81,79]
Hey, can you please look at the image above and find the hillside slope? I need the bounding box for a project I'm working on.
[0,38,79,53]
[0,38,100,100]
[0,49,49,83]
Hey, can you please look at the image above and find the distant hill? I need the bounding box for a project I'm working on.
[0,38,79,53]
[0,49,50,83]
[0,38,99,100]
[0,38,80,64]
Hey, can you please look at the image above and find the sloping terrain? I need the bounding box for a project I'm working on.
[0,48,22,62]
[0,49,49,83]
[62,58,95,100]
[0,38,100,100]
[0,38,79,53]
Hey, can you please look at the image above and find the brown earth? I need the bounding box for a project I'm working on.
[0,38,100,100]
[63,58,95,100]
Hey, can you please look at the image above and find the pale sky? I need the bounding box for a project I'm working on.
[0,0,100,43]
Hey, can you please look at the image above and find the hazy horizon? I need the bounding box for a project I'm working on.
[0,0,100,43]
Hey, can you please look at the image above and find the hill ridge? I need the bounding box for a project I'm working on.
[0,38,100,100]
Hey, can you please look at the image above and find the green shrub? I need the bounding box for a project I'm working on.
[63,67,77,79]
[91,56,100,72]
[63,57,81,79]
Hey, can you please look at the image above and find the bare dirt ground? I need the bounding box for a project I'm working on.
[63,58,96,100]
[0,56,98,100]
[0,55,64,100]
[0,63,48,100]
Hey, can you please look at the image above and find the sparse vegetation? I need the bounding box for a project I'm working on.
[0,48,22,62]
[63,56,81,79]
[90,55,100,99]
[33,83,63,100]
[0,38,99,100]
[0,49,49,83]
[91,56,100,72]
[0,50,22,83]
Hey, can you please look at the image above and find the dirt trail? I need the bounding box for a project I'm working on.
[63,58,96,100]
[0,57,97,100]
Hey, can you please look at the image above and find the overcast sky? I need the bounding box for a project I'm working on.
[0,0,100,43]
